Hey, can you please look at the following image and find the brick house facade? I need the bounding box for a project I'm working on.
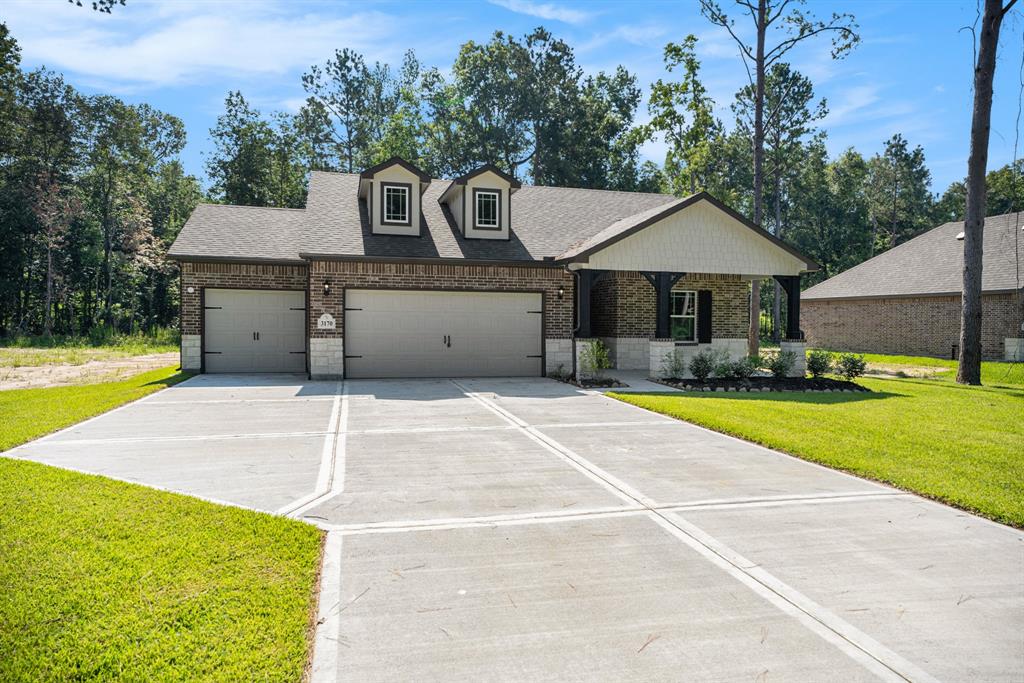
[169,158,816,379]
[803,292,1022,360]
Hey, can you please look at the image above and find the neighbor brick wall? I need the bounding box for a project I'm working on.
[802,291,1023,360]
[179,261,308,336]
[591,271,749,339]
[308,260,575,340]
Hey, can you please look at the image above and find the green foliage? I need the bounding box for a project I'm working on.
[806,349,833,378]
[865,134,933,252]
[688,348,724,381]
[715,354,761,380]
[835,352,867,380]
[765,350,797,379]
[578,339,612,378]
[0,456,321,680]
[611,374,1024,527]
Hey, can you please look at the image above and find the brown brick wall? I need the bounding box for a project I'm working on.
[308,260,575,339]
[179,261,308,335]
[802,292,1023,359]
[591,271,749,339]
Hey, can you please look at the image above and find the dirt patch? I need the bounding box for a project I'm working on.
[0,352,180,390]
[864,363,949,379]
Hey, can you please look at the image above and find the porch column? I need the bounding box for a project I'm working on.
[575,269,607,338]
[642,272,685,339]
[774,275,803,340]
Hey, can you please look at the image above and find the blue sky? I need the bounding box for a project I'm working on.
[4,0,1023,192]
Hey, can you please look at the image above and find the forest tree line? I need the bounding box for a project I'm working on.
[1,22,1020,339]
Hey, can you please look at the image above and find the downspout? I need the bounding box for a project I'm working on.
[566,265,580,378]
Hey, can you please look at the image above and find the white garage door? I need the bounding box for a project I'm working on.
[204,289,306,373]
[344,290,543,378]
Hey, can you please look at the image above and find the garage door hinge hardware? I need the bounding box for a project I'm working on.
[289,351,306,355]
[203,351,222,355]
[344,307,363,311]
[203,306,222,310]
[344,355,363,359]
[527,310,542,314]
[289,307,306,311]
[527,354,542,358]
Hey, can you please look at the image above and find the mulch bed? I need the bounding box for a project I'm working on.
[549,374,629,389]
[655,376,869,393]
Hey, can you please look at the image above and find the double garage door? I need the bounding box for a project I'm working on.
[203,289,306,373]
[345,289,543,378]
[203,288,543,378]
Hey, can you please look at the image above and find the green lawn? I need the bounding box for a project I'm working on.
[611,367,1024,528]
[828,350,1024,388]
[0,330,178,368]
[0,458,323,682]
[0,366,324,680]
[0,366,191,451]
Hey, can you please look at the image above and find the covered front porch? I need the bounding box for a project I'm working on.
[571,268,807,379]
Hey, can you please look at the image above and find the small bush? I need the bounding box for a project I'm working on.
[836,353,867,380]
[806,349,832,378]
[715,354,761,380]
[765,350,796,379]
[547,363,570,381]
[687,349,723,382]
[579,340,612,378]
[660,349,688,379]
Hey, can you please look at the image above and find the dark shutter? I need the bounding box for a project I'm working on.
[697,290,712,343]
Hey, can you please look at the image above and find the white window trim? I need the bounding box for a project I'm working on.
[382,184,410,225]
[474,189,500,228]
[670,290,697,342]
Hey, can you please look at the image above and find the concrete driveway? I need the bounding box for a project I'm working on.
[7,374,1023,681]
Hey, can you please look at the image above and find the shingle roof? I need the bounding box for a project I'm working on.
[169,170,816,267]
[300,171,676,262]
[802,212,1024,300]
[167,204,307,264]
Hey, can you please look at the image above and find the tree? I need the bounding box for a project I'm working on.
[301,49,403,173]
[31,175,81,335]
[933,160,1024,222]
[735,62,826,338]
[206,92,306,208]
[699,0,859,353]
[864,134,933,252]
[646,35,722,196]
[957,0,1018,385]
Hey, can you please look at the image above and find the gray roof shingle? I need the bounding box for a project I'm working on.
[167,204,307,264]
[802,212,1024,300]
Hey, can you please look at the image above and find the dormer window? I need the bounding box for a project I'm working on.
[382,183,411,225]
[474,189,500,229]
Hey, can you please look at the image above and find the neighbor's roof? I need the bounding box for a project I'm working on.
[170,170,816,267]
[167,204,307,264]
[802,212,1024,300]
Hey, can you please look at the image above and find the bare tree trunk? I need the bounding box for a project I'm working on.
[44,245,54,337]
[748,0,767,356]
[772,169,783,341]
[957,0,1014,384]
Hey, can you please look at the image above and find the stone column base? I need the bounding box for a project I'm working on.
[545,338,573,376]
[181,334,201,371]
[1005,338,1024,362]
[649,339,676,379]
[779,340,807,377]
[310,338,344,379]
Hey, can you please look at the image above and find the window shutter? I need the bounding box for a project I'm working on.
[697,290,712,343]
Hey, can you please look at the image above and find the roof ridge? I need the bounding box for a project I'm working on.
[198,203,306,212]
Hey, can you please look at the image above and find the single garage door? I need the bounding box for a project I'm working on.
[204,289,306,373]
[344,289,543,378]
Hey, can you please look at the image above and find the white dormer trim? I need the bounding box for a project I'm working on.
[358,157,430,237]
[439,163,521,241]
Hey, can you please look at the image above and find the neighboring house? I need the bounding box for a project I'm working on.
[802,212,1024,361]
[168,157,816,379]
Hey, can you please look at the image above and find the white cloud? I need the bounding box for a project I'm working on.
[487,0,593,25]
[4,0,401,89]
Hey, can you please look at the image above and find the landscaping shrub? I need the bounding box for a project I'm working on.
[836,352,867,380]
[687,349,723,381]
[806,349,833,378]
[660,349,688,379]
[579,339,612,378]
[765,350,796,379]
[715,354,761,380]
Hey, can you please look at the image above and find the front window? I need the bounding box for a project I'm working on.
[383,185,409,224]
[475,190,499,228]
[670,290,697,342]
